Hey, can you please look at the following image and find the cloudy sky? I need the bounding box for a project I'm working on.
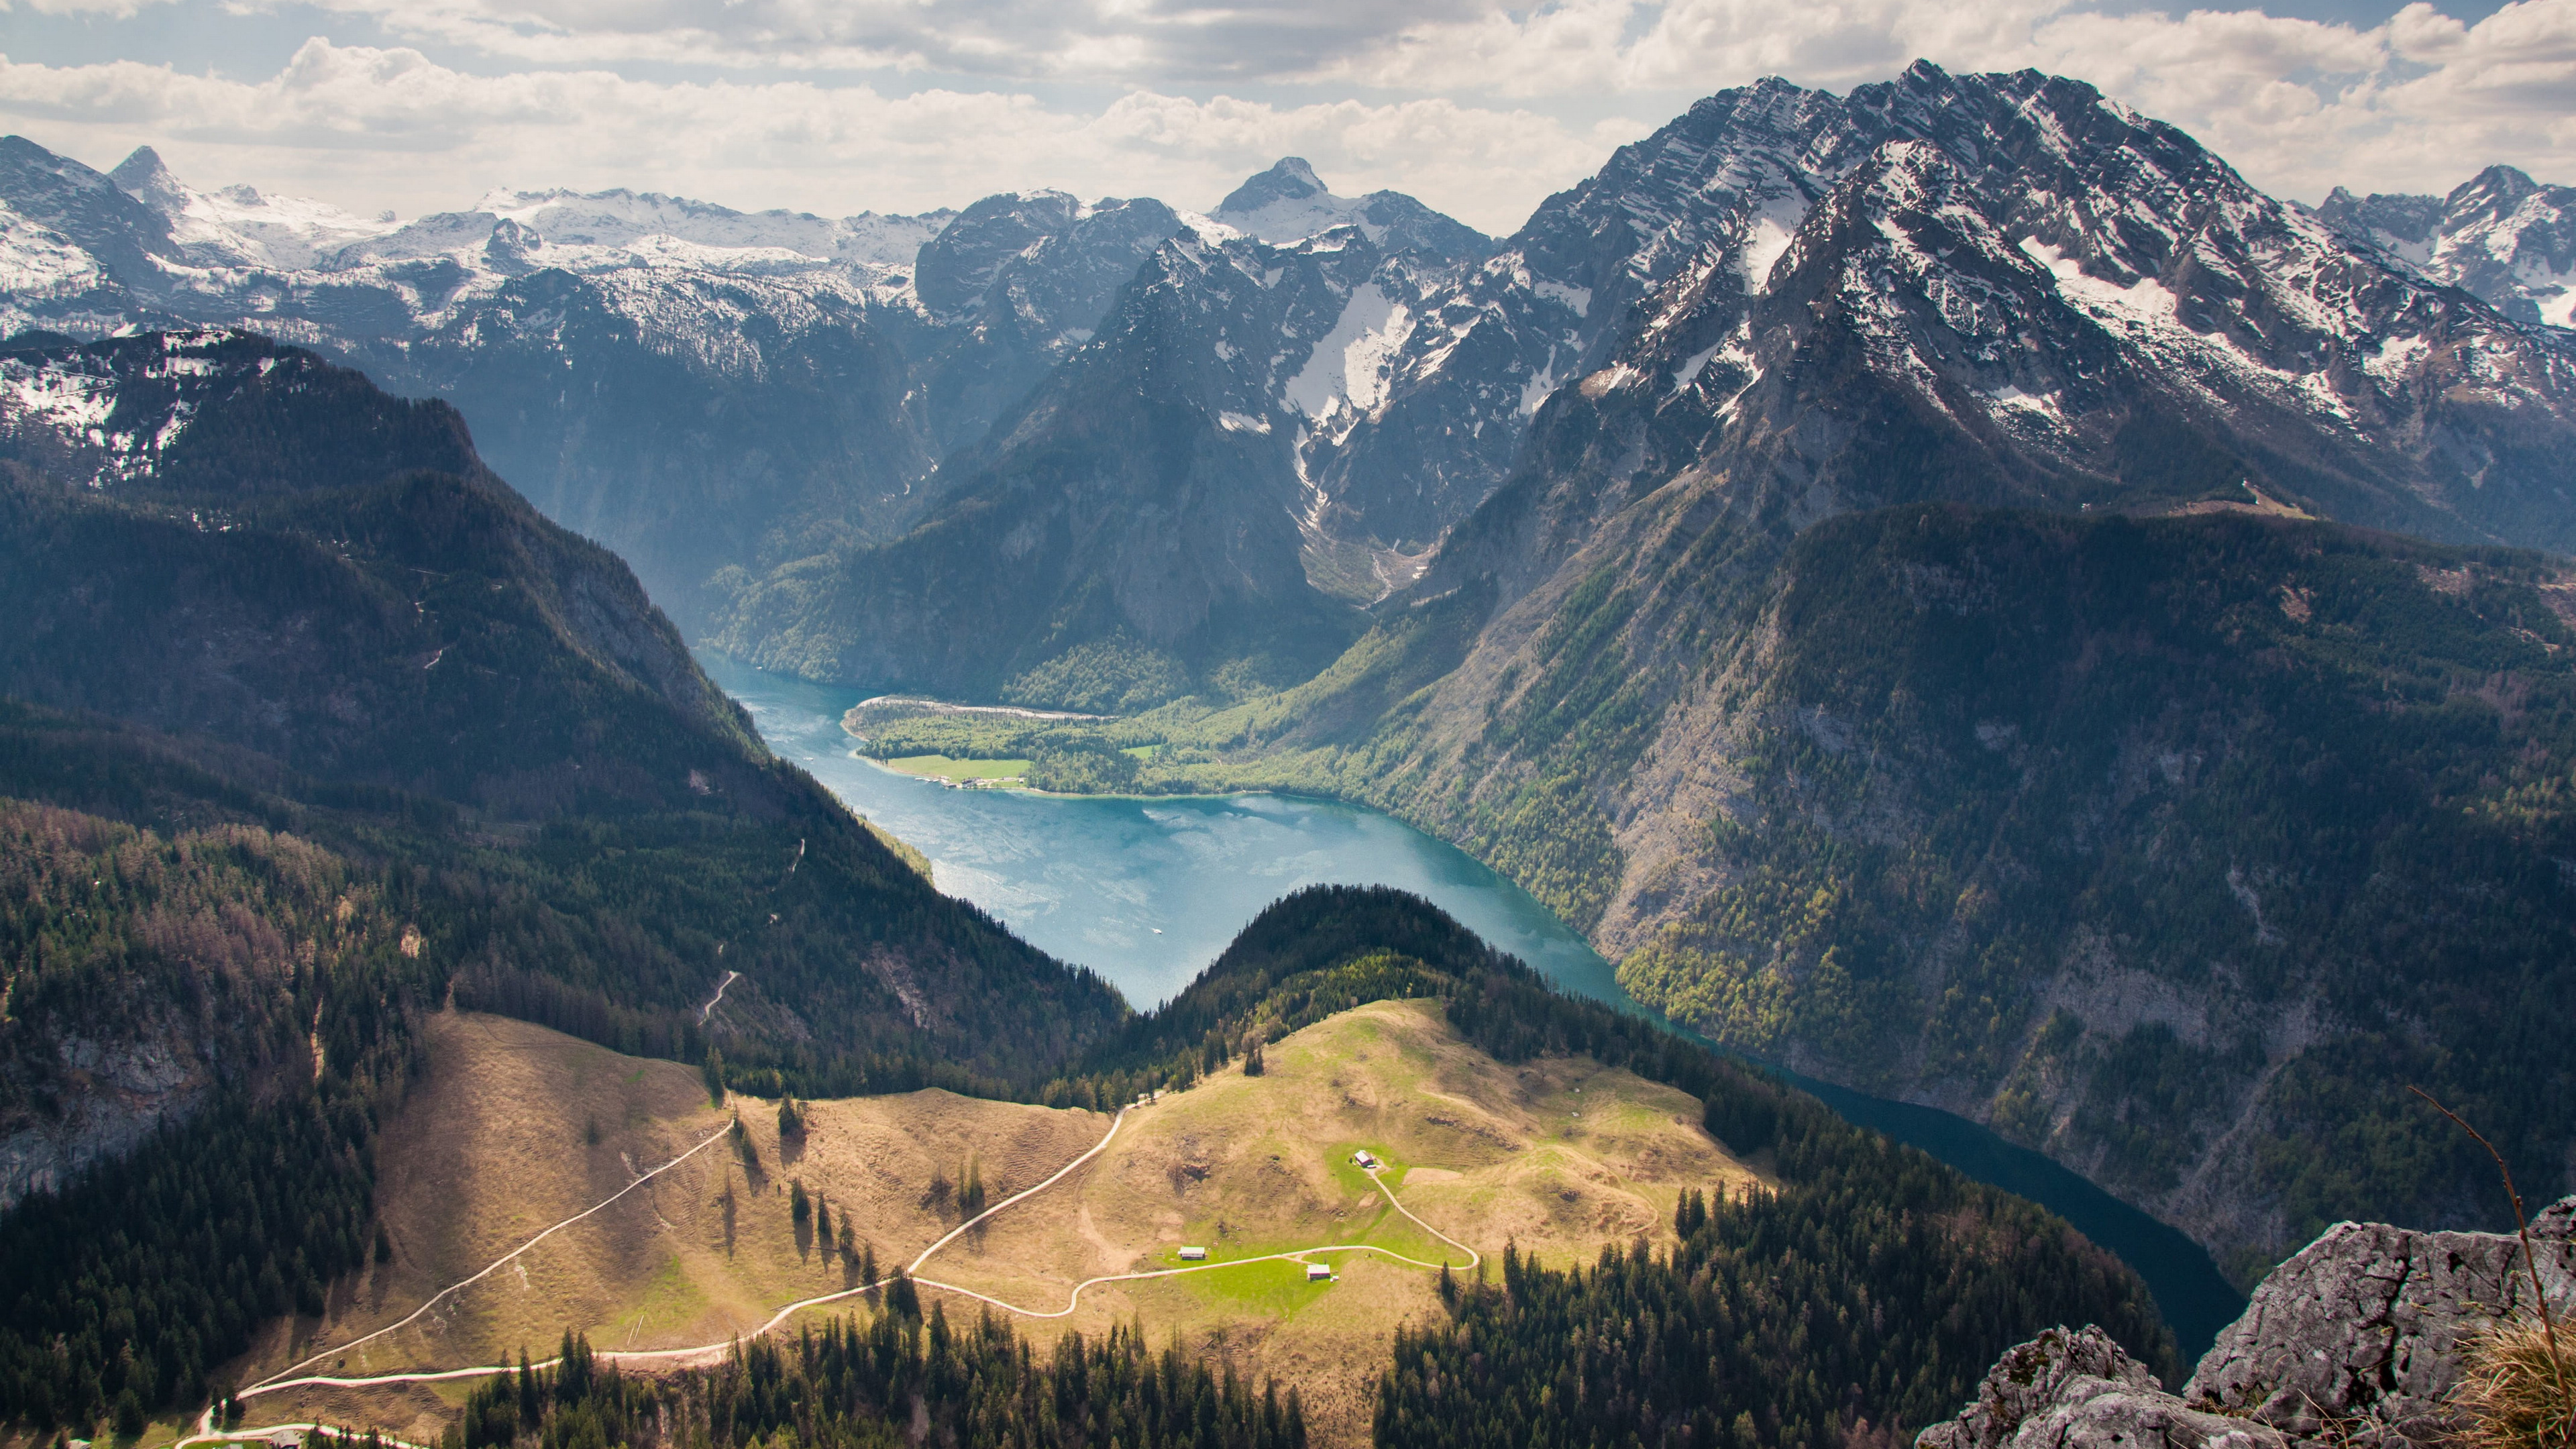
[1,0,2569,234]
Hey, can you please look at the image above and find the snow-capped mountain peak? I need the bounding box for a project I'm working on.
[468,185,949,267]
[1217,157,1328,214]
[1208,157,1491,263]
[104,147,188,216]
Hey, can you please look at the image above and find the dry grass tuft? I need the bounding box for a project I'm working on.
[2453,1316,2576,1449]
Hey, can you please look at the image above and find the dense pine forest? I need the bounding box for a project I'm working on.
[1376,1183,2161,1448]
[429,1316,1308,1449]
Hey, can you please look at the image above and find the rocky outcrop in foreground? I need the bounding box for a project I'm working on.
[1918,1196,2576,1448]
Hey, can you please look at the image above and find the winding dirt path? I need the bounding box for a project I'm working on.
[193,1098,1477,1441]
[697,971,741,1024]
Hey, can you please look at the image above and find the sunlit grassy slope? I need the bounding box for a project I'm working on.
[233,1004,1758,1446]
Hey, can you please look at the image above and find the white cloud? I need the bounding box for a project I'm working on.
[2019,1,2576,199]
[1324,0,2576,200]
[0,40,1608,232]
[0,0,2569,234]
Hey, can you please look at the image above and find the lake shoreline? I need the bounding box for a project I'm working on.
[706,649,2243,1359]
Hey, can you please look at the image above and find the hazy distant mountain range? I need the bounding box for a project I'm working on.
[5,90,2570,658]
[0,140,1505,634]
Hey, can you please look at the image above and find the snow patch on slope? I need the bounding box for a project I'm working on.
[2019,237,2181,329]
[1283,282,1408,422]
[0,213,108,299]
[1738,195,1807,294]
[1,357,117,436]
[166,184,393,271]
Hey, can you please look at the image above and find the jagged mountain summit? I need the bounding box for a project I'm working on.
[1307,66,2576,564]
[2317,164,2575,329]
[1424,70,2576,626]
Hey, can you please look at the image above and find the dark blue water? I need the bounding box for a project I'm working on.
[706,652,2243,1361]
[1772,1070,2243,1362]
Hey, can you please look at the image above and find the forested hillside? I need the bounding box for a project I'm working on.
[1613,505,2576,1280]
[0,331,1125,1432]
[382,887,2173,1449]
[1048,885,2178,1440]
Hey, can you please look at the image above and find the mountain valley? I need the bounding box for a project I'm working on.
[737,66,2576,1280]
[4,46,2575,1449]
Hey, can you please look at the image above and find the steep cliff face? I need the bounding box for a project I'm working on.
[0,798,386,1213]
[1919,1195,2576,1446]
[703,227,1389,704]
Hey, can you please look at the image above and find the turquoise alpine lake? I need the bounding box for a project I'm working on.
[707,653,2243,1360]
[703,653,1627,1013]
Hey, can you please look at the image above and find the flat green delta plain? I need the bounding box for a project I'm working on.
[881,753,1032,783]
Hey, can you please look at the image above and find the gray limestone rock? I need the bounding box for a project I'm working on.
[1915,1326,2289,1449]
[1918,1197,2576,1448]
[2180,1195,2576,1444]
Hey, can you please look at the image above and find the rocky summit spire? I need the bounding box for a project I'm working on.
[1218,157,1327,215]
[108,145,188,215]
